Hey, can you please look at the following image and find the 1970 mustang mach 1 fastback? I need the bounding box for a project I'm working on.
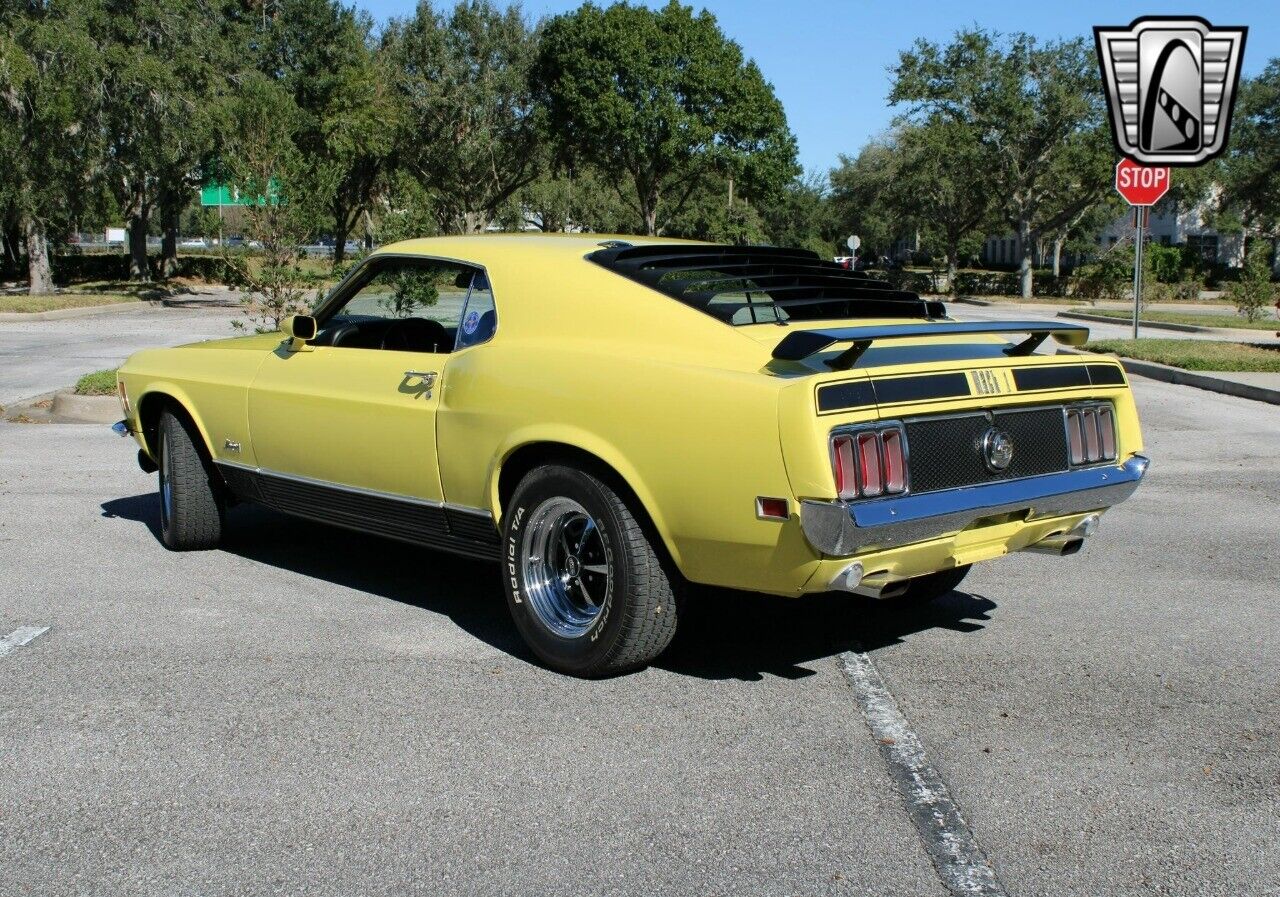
[114,235,1147,675]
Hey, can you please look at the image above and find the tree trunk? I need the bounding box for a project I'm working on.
[947,251,959,296]
[1017,217,1033,299]
[3,220,21,274]
[332,207,349,267]
[159,192,180,280]
[1051,238,1063,278]
[127,185,151,282]
[24,216,55,295]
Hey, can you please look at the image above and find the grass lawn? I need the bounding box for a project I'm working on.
[0,293,142,313]
[1085,339,1280,373]
[1078,308,1279,330]
[74,369,119,396]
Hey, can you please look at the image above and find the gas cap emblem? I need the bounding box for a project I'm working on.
[981,427,1014,472]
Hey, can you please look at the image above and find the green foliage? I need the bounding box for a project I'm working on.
[889,29,1112,297]
[1225,240,1278,322]
[74,369,119,396]
[0,0,108,293]
[1086,339,1280,373]
[533,1,798,235]
[1146,243,1185,284]
[220,74,326,333]
[1222,60,1280,236]
[828,137,902,260]
[1073,248,1132,303]
[385,0,540,234]
[379,267,440,318]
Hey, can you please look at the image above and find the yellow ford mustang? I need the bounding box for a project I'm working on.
[114,235,1147,675]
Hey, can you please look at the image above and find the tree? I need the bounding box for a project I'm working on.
[892,117,996,284]
[257,0,391,264]
[221,74,329,332]
[1226,239,1277,322]
[829,136,905,262]
[386,0,541,234]
[534,1,798,236]
[757,170,837,258]
[96,0,226,281]
[891,30,1111,298]
[0,1,106,294]
[1222,60,1280,238]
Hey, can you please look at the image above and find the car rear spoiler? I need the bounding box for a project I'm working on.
[771,321,1091,370]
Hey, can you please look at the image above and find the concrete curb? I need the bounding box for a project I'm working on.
[1059,347,1280,406]
[1058,310,1208,333]
[50,391,120,423]
[0,301,151,322]
[952,296,994,306]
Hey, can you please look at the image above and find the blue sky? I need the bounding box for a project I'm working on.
[354,1,1277,173]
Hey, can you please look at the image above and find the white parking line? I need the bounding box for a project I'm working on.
[0,626,50,658]
[840,649,1008,897]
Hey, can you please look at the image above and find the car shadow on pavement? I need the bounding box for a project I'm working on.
[101,493,998,681]
[100,494,529,661]
[657,586,998,682]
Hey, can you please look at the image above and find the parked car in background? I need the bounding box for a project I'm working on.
[113,235,1148,676]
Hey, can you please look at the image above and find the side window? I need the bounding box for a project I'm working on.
[315,259,477,353]
[455,270,498,350]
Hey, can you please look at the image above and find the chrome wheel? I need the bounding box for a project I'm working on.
[159,429,173,527]
[520,497,611,639]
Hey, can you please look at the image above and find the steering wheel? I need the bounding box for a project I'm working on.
[380,318,447,353]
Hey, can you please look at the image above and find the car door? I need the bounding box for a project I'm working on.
[246,255,479,504]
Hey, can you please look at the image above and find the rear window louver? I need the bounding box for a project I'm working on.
[587,244,941,325]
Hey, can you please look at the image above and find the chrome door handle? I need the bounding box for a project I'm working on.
[403,370,437,397]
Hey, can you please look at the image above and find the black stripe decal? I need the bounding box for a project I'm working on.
[1087,363,1127,386]
[817,379,876,412]
[215,464,500,560]
[875,372,971,405]
[1012,365,1091,391]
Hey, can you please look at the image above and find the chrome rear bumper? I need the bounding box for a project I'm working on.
[800,455,1149,557]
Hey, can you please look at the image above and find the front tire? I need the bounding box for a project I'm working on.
[502,465,679,676]
[157,409,224,551]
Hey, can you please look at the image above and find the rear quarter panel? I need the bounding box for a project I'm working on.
[437,254,819,594]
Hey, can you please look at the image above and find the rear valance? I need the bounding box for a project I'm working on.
[772,321,1090,370]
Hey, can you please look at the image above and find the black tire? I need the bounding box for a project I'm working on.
[157,409,224,551]
[502,465,679,676]
[898,564,971,605]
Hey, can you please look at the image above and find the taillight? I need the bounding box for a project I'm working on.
[1066,405,1117,465]
[856,432,882,496]
[882,429,905,492]
[832,426,907,499]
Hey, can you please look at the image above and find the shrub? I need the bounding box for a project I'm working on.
[1225,241,1278,322]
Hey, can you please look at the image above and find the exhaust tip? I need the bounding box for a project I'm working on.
[1060,536,1084,556]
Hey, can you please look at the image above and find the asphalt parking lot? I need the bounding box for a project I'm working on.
[1,376,1278,897]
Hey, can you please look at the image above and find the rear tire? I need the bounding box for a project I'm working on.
[157,409,224,551]
[502,465,679,676]
[898,564,971,605]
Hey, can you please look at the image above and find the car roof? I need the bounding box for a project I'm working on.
[375,233,707,267]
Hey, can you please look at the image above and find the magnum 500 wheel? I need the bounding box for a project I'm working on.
[156,409,224,551]
[502,465,679,676]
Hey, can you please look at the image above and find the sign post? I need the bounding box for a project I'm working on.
[1114,158,1170,339]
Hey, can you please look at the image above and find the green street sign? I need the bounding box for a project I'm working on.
[200,181,280,207]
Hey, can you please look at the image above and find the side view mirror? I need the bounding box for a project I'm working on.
[281,314,316,351]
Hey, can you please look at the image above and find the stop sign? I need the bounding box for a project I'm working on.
[1115,158,1170,206]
